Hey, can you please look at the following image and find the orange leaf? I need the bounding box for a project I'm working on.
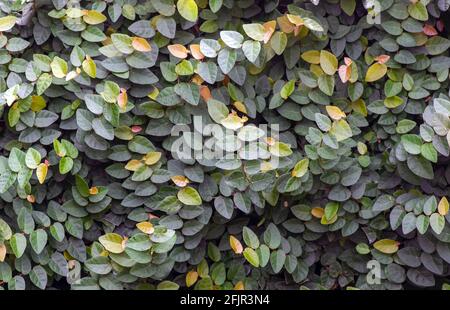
[375,54,390,64]
[168,44,188,59]
[277,15,295,34]
[311,207,324,218]
[344,57,353,66]
[229,235,243,254]
[263,20,276,44]
[423,24,437,36]
[89,187,99,195]
[189,44,204,60]
[338,65,351,83]
[200,86,212,102]
[132,37,151,52]
[118,88,128,110]
[326,105,346,120]
[27,194,35,203]
[136,221,155,234]
[171,175,190,187]
[186,270,198,287]
[234,281,245,290]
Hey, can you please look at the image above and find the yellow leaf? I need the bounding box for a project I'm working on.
[320,50,338,75]
[31,95,46,112]
[0,243,6,262]
[83,10,107,25]
[301,50,320,64]
[82,56,96,78]
[144,151,162,165]
[177,0,198,22]
[229,235,243,254]
[234,281,245,290]
[326,105,346,120]
[99,233,125,254]
[260,161,274,172]
[171,175,190,187]
[125,159,143,171]
[286,14,304,26]
[148,87,159,100]
[330,119,353,142]
[384,96,403,108]
[320,213,337,225]
[351,99,367,117]
[36,163,48,184]
[136,221,155,234]
[0,15,17,32]
[365,63,387,82]
[168,44,189,58]
[373,239,399,254]
[186,270,198,287]
[233,101,247,114]
[357,142,368,155]
[438,197,449,216]
[220,113,246,130]
[132,37,152,52]
[89,187,98,195]
[310,64,324,77]
[66,8,84,18]
[311,207,324,218]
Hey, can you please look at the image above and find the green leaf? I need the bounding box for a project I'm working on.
[10,233,27,258]
[242,227,260,249]
[421,143,437,163]
[220,31,244,49]
[243,247,260,267]
[242,40,261,63]
[263,223,281,249]
[75,175,90,198]
[8,147,25,172]
[177,186,202,205]
[426,36,450,56]
[0,219,12,241]
[30,229,47,254]
[30,265,47,290]
[270,32,287,55]
[330,119,352,142]
[243,23,265,41]
[25,148,41,170]
[59,157,74,174]
[270,249,286,273]
[408,2,428,21]
[207,99,228,123]
[324,202,339,221]
[430,213,445,234]
[401,134,422,155]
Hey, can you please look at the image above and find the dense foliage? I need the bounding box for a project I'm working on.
[1,0,450,290]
